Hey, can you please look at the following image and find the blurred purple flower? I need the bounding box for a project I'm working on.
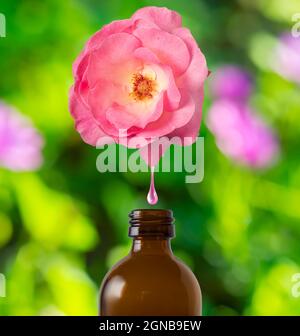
[209,65,253,101]
[272,33,300,84]
[207,100,279,169]
[0,101,43,171]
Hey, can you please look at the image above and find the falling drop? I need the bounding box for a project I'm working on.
[147,167,158,205]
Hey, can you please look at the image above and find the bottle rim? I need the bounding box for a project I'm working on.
[128,209,175,238]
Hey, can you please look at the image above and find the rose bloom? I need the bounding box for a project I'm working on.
[209,65,252,102]
[207,100,279,169]
[69,6,208,164]
[0,101,43,171]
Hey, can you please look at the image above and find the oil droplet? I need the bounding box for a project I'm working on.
[147,167,158,205]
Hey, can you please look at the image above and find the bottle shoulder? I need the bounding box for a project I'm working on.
[100,252,202,316]
[102,253,200,291]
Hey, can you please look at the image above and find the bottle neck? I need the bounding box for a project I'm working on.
[131,237,173,255]
[128,209,175,256]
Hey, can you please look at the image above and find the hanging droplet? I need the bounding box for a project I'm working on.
[147,167,158,205]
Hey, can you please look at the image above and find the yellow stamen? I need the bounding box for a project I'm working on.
[130,73,157,102]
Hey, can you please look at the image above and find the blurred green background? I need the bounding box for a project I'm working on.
[1,0,300,316]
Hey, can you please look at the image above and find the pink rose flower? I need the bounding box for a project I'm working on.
[0,101,43,171]
[69,6,208,165]
[207,100,279,169]
[272,33,300,84]
[209,65,253,102]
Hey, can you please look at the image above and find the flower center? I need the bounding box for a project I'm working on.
[131,73,157,101]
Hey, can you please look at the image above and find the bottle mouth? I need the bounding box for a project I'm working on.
[128,209,175,238]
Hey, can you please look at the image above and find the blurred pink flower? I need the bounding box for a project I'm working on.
[0,101,43,171]
[69,6,208,165]
[207,100,279,168]
[209,65,252,101]
[272,33,300,84]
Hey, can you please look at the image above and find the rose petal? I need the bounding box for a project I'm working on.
[88,80,124,136]
[163,66,181,110]
[72,51,89,79]
[133,47,161,64]
[106,93,164,130]
[138,90,195,138]
[132,6,182,32]
[73,20,134,80]
[87,33,142,88]
[167,88,204,144]
[131,18,159,31]
[174,27,208,92]
[133,27,190,76]
[69,86,111,145]
[87,19,134,50]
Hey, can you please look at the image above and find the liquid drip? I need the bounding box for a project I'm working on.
[147,167,158,205]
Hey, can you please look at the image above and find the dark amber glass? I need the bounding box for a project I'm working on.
[99,209,202,316]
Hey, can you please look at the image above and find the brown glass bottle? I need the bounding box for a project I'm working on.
[99,209,202,316]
